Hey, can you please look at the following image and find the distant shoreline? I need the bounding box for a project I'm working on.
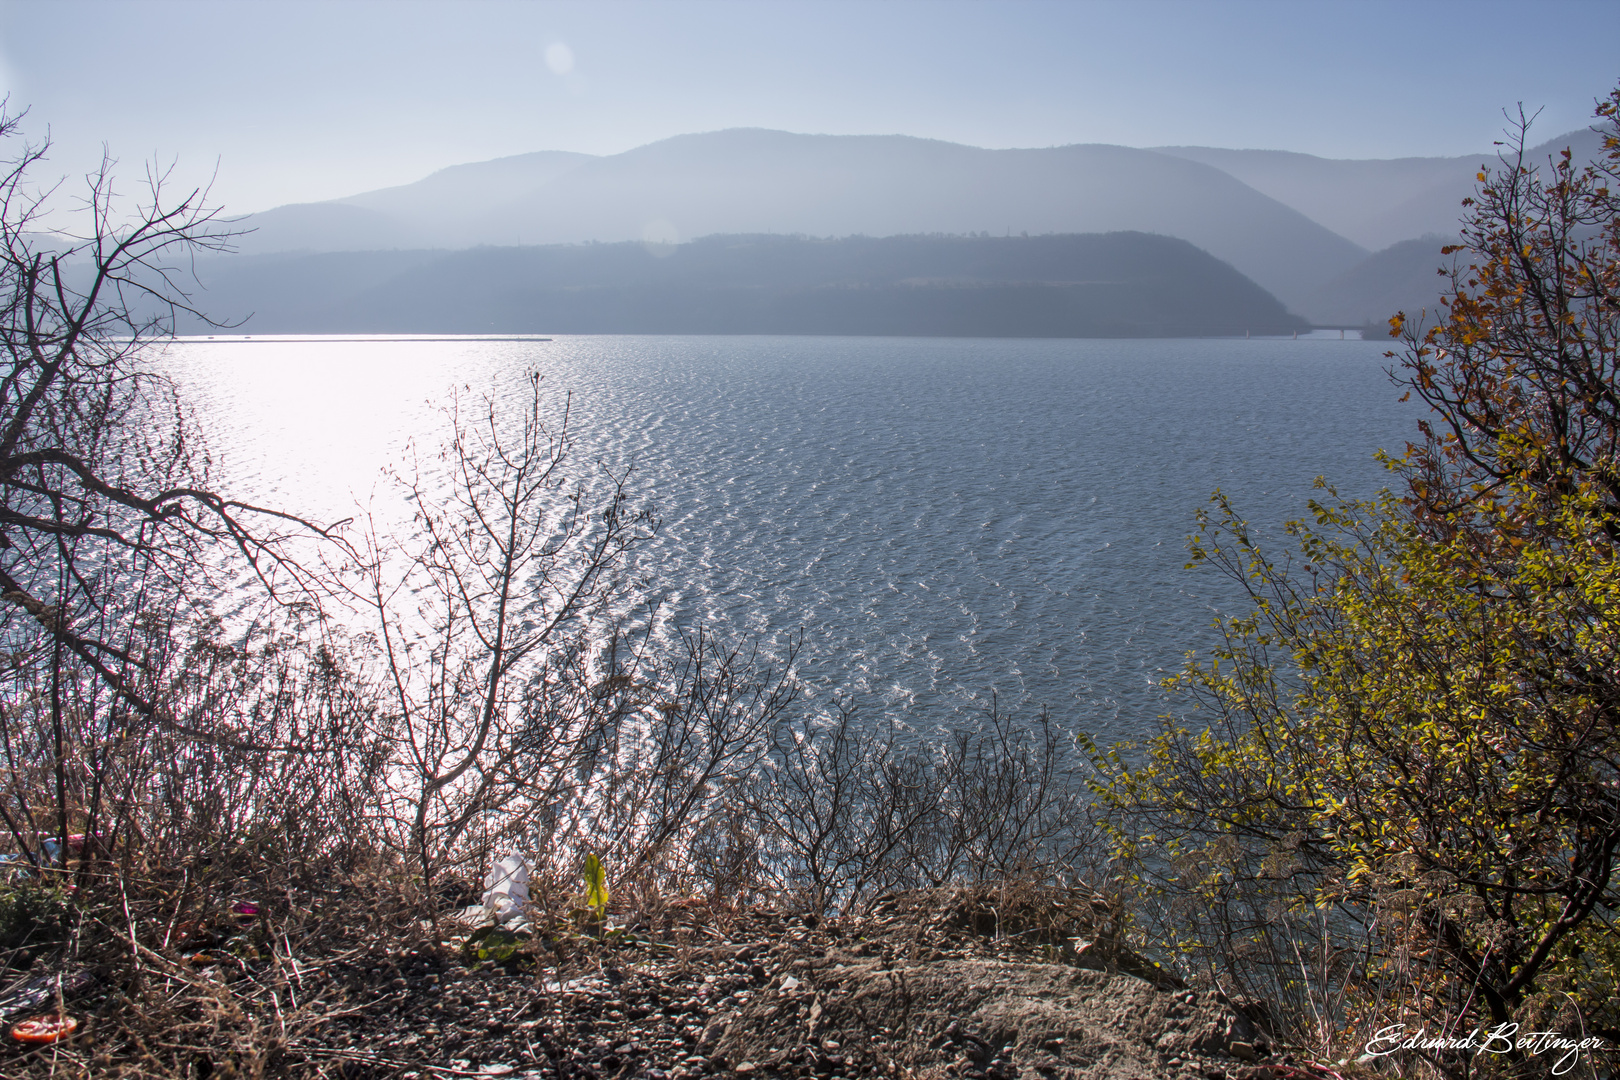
[172,233,1309,339]
[170,330,1374,343]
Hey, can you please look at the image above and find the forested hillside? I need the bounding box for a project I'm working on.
[187,231,1307,337]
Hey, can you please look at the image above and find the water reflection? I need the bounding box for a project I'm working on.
[158,333,1415,741]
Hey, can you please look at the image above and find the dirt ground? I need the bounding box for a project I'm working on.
[1,885,1331,1080]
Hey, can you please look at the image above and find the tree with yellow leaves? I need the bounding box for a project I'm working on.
[1097,87,1620,1065]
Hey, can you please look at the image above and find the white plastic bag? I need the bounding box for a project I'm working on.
[480,853,531,924]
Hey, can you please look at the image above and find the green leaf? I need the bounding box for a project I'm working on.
[583,853,609,916]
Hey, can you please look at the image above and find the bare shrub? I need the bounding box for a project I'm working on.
[743,699,1107,914]
[348,371,655,895]
[346,374,807,912]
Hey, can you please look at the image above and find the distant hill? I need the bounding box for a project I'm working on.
[1155,127,1604,252]
[240,150,596,252]
[183,231,1308,338]
[233,130,1366,316]
[1304,235,1459,328]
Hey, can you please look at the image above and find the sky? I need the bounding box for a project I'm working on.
[0,0,1616,214]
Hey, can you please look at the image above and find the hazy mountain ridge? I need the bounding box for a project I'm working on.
[1156,127,1603,253]
[185,231,1307,337]
[1306,235,1459,328]
[339,149,597,220]
[1150,146,1476,252]
[223,124,1604,329]
[234,129,1365,316]
[236,150,599,253]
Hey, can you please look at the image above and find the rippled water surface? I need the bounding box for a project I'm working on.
[162,334,1414,741]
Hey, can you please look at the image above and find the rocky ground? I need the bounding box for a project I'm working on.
[1,886,1346,1080]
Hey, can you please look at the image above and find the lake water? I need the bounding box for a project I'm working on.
[160,333,1414,743]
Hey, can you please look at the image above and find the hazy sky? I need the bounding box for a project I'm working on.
[1,0,1616,214]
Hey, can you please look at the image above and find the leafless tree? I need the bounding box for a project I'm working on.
[355,372,659,892]
[0,106,336,869]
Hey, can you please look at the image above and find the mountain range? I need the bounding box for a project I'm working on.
[213,125,1605,331]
